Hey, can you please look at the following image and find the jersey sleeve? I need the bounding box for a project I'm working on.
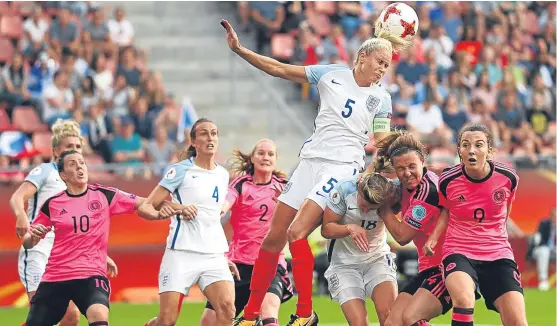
[326,181,351,216]
[372,91,392,133]
[304,64,349,85]
[226,185,239,209]
[402,183,441,231]
[158,162,190,193]
[109,189,138,215]
[32,200,53,230]
[24,163,55,191]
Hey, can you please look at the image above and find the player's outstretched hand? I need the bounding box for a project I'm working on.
[228,259,241,281]
[178,204,197,220]
[346,224,370,252]
[107,256,118,278]
[16,217,30,239]
[157,205,176,220]
[221,19,241,53]
[29,224,51,240]
[423,237,437,257]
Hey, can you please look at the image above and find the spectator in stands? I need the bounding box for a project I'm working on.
[105,74,134,118]
[422,23,454,72]
[42,70,74,126]
[146,125,175,177]
[347,22,372,64]
[84,8,116,62]
[61,49,83,92]
[442,93,468,141]
[527,72,555,109]
[532,207,556,291]
[249,2,285,54]
[107,7,135,48]
[28,52,53,101]
[336,1,363,38]
[90,52,114,94]
[46,8,80,59]
[406,95,453,146]
[472,70,498,112]
[131,96,154,139]
[117,47,141,88]
[526,92,556,157]
[475,46,503,86]
[87,102,113,162]
[395,47,428,86]
[110,116,148,179]
[414,69,447,107]
[0,52,34,112]
[467,98,502,148]
[23,6,50,60]
[79,75,99,112]
[141,73,165,112]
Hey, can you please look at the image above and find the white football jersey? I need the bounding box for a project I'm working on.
[159,158,230,253]
[300,65,392,168]
[326,176,391,265]
[24,162,65,253]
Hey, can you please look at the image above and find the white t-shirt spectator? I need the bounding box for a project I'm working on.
[423,36,454,70]
[406,103,444,134]
[107,19,134,46]
[23,18,49,43]
[42,84,74,121]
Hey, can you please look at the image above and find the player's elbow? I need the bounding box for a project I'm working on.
[393,234,412,246]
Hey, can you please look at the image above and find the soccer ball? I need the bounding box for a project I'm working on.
[375,3,419,42]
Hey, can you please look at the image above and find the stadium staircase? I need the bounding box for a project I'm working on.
[113,1,317,172]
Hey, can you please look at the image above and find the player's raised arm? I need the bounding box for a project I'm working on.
[9,181,37,238]
[378,206,419,246]
[221,19,308,84]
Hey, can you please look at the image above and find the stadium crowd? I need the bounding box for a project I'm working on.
[0,1,186,184]
[243,1,556,168]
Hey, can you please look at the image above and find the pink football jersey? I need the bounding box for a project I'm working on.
[226,174,287,267]
[401,168,444,272]
[32,184,137,282]
[439,162,519,261]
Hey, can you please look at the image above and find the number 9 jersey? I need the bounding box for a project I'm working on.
[439,161,519,262]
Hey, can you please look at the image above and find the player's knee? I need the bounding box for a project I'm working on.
[383,314,401,326]
[261,232,287,253]
[502,311,528,326]
[60,304,81,325]
[401,309,420,326]
[214,299,235,321]
[158,312,178,326]
[450,291,475,308]
[199,309,216,326]
[286,224,305,243]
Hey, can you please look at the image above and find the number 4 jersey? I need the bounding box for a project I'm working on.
[439,161,519,261]
[32,184,138,282]
[326,177,392,265]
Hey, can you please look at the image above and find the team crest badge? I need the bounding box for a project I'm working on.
[328,273,339,290]
[282,181,292,194]
[492,188,506,204]
[164,168,176,180]
[330,190,341,205]
[411,205,426,221]
[89,200,102,212]
[366,95,381,113]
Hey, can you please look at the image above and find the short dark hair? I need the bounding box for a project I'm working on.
[57,150,80,172]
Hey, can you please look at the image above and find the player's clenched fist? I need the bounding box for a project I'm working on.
[30,224,51,240]
[178,204,197,220]
[157,206,176,220]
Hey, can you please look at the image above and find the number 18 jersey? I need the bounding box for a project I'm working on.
[439,162,519,261]
[326,177,391,265]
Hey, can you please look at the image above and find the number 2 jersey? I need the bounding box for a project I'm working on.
[439,161,519,261]
[32,184,137,282]
[401,168,443,272]
[159,158,230,254]
[300,64,392,168]
[326,176,392,265]
[226,174,288,267]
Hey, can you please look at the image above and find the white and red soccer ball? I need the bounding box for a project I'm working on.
[375,2,420,42]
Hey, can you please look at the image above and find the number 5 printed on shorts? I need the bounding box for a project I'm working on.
[316,178,338,198]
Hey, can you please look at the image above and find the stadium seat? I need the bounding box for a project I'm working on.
[32,131,53,159]
[271,34,295,61]
[0,36,13,64]
[0,107,11,132]
[0,15,23,40]
[314,1,337,15]
[12,106,48,133]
